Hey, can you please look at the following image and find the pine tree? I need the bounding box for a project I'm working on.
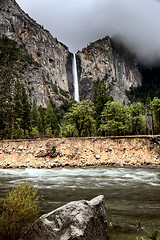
[21,86,31,135]
[0,36,20,139]
[129,102,145,135]
[145,96,154,135]
[151,97,160,134]
[37,106,47,137]
[92,79,113,129]
[14,81,31,136]
[31,100,39,128]
[46,99,59,135]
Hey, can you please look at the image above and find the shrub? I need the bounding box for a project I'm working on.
[59,87,70,99]
[52,83,58,94]
[52,145,56,153]
[148,230,159,240]
[0,182,41,240]
[30,126,39,138]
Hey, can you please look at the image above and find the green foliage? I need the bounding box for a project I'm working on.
[152,97,160,133]
[92,79,113,128]
[62,100,96,137]
[148,230,159,240]
[29,127,39,138]
[60,96,160,137]
[145,97,154,135]
[99,100,129,136]
[37,106,47,136]
[60,123,77,137]
[126,66,160,103]
[0,36,21,139]
[52,83,58,94]
[0,35,39,139]
[136,220,142,232]
[26,99,61,138]
[0,35,21,66]
[45,99,59,135]
[14,80,31,134]
[59,97,74,113]
[0,35,40,71]
[152,97,160,120]
[52,145,56,153]
[12,119,25,139]
[59,87,70,99]
[31,100,39,128]
[0,182,41,240]
[0,78,31,139]
[129,102,145,135]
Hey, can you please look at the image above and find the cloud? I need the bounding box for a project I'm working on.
[16,0,160,65]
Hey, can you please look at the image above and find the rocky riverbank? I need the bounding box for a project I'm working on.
[0,137,160,169]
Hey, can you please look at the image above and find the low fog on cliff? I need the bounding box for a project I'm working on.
[16,0,160,66]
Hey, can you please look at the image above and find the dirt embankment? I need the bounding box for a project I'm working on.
[0,137,160,169]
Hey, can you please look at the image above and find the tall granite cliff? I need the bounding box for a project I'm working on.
[0,0,143,107]
[0,0,74,107]
[76,37,142,103]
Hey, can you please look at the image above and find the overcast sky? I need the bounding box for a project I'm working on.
[16,0,160,65]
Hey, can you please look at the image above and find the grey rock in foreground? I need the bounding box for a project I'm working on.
[19,195,108,240]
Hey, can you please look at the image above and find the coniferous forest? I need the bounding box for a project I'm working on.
[1,35,160,140]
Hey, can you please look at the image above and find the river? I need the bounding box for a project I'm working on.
[0,167,160,239]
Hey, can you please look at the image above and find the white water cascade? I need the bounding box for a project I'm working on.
[72,53,80,101]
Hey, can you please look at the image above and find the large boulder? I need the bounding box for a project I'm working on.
[19,195,108,240]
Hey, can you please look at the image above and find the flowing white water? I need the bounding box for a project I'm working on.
[0,168,160,239]
[72,53,80,101]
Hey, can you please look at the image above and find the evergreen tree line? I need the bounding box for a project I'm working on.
[0,35,41,139]
[1,78,160,139]
[61,80,160,137]
[0,93,61,140]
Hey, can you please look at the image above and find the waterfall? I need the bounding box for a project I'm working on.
[72,53,80,101]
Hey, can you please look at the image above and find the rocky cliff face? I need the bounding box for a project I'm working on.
[0,0,74,107]
[77,37,142,103]
[0,0,143,107]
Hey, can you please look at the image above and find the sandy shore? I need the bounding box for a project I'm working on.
[0,137,160,169]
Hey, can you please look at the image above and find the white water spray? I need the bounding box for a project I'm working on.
[72,53,80,101]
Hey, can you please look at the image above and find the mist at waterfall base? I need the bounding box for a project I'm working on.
[0,168,160,239]
[16,0,160,66]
